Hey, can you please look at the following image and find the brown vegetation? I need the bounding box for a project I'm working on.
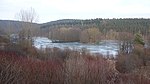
[0,44,150,84]
[0,21,150,83]
[50,28,81,42]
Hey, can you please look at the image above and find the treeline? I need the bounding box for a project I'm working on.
[49,27,102,43]
[40,18,150,43]
[1,18,150,44]
[41,18,150,34]
[48,27,139,43]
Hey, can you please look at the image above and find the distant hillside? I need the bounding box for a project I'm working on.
[1,18,150,37]
[40,19,103,29]
[40,18,150,35]
[0,20,40,35]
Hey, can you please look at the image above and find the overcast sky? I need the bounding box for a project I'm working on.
[0,0,150,23]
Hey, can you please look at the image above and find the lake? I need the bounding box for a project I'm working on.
[33,37,120,57]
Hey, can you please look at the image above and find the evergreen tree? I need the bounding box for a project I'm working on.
[134,32,145,46]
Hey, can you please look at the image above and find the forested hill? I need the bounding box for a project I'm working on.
[41,19,103,28]
[0,20,40,35]
[0,20,23,34]
[1,18,150,36]
[41,18,150,35]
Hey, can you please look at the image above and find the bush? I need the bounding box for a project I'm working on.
[116,53,143,73]
[64,54,119,84]
[0,49,150,84]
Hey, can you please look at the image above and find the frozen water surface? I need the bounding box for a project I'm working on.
[33,37,120,56]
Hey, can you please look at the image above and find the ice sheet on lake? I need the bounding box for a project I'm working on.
[33,37,120,56]
[33,37,52,49]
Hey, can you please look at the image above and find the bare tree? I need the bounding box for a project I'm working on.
[16,7,38,23]
[15,8,39,54]
[16,7,39,38]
